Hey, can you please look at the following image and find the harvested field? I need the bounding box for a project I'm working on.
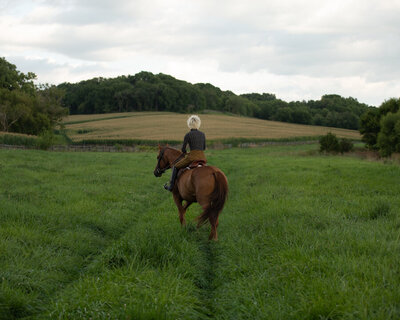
[64,112,361,142]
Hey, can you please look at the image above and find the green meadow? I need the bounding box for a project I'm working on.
[0,145,399,319]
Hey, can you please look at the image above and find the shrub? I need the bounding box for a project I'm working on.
[339,138,354,153]
[36,130,55,150]
[319,133,340,153]
[319,133,354,154]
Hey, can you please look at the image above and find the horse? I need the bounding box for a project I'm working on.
[153,146,228,240]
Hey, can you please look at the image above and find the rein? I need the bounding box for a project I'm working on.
[172,152,185,165]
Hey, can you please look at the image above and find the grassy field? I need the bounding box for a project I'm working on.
[1,145,399,319]
[63,112,361,142]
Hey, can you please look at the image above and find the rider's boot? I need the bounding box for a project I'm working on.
[164,167,178,191]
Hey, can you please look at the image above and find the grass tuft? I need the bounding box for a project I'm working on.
[368,200,391,220]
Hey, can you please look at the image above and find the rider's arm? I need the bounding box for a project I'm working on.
[182,133,189,153]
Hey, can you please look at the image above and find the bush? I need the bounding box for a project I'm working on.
[339,138,354,153]
[319,133,354,154]
[319,133,340,153]
[36,130,55,150]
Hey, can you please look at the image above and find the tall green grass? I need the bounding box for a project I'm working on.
[0,145,399,319]
[75,138,182,147]
[209,147,400,319]
[0,132,69,149]
[0,133,38,147]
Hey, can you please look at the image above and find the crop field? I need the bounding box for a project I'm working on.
[1,145,399,319]
[63,112,361,142]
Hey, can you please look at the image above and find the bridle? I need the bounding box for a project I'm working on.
[155,147,170,176]
[154,147,185,176]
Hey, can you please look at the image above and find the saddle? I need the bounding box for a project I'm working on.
[187,160,207,169]
[177,160,207,178]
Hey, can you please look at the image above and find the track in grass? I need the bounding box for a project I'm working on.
[192,231,218,319]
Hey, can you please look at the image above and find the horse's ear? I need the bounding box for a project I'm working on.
[158,144,161,150]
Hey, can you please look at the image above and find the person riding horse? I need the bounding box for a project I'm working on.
[164,115,207,191]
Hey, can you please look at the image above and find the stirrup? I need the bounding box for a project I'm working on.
[164,183,173,191]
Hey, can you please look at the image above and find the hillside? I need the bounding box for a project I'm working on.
[63,112,361,142]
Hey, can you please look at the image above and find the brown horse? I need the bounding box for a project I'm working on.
[154,146,228,240]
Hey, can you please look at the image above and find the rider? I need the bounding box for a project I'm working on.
[164,115,207,191]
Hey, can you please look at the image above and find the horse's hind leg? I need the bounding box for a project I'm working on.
[172,192,187,226]
[183,201,193,210]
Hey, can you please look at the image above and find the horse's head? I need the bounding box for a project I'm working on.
[154,146,170,177]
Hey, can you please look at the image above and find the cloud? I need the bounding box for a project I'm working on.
[6,55,105,83]
[1,0,400,106]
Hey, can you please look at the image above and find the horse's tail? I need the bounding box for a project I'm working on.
[197,170,228,227]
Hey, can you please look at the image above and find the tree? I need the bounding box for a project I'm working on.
[36,84,68,126]
[254,101,276,119]
[359,107,380,149]
[0,57,67,134]
[312,113,325,126]
[379,98,400,115]
[0,57,36,132]
[272,107,293,123]
[0,57,36,94]
[377,110,400,157]
[224,95,259,116]
[0,89,31,131]
[336,111,359,129]
[359,98,400,151]
[290,107,312,124]
[240,92,276,102]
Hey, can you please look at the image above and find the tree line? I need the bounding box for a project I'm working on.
[58,71,371,130]
[0,57,67,135]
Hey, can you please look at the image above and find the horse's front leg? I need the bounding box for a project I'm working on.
[172,192,187,226]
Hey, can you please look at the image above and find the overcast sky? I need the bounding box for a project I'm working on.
[1,0,399,106]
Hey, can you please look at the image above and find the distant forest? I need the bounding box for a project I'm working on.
[58,71,372,130]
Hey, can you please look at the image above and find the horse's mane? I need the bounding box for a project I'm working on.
[162,146,182,155]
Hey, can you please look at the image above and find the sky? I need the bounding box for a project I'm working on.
[1,0,399,106]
